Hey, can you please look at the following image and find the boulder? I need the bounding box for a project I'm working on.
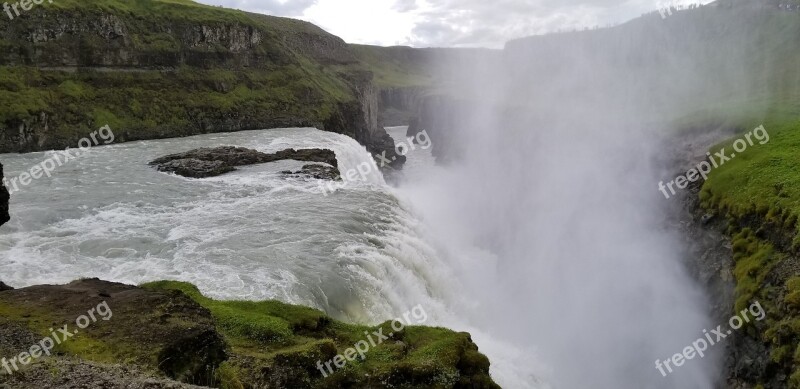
[154,159,236,179]
[0,279,227,386]
[150,146,339,178]
[281,164,341,180]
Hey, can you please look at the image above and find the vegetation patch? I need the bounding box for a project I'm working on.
[700,118,800,386]
[143,280,500,388]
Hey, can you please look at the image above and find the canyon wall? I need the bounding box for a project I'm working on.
[0,1,402,165]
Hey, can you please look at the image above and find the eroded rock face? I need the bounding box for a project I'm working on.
[149,146,339,178]
[0,279,227,386]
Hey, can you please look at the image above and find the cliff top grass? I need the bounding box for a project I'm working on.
[697,115,800,385]
[350,45,435,88]
[39,0,325,35]
[700,118,800,246]
[141,281,499,388]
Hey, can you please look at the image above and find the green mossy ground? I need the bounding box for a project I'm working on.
[349,45,435,88]
[0,0,371,152]
[0,65,351,148]
[0,280,498,388]
[699,117,800,386]
[141,281,499,388]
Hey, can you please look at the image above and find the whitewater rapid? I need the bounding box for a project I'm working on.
[0,126,545,388]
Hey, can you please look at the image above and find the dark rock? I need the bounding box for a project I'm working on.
[378,86,428,127]
[0,358,206,388]
[0,279,227,386]
[364,132,406,170]
[155,159,236,179]
[150,146,339,179]
[0,162,9,227]
[0,281,12,291]
[282,164,341,180]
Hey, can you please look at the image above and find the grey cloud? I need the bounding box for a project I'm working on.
[404,0,682,47]
[196,0,705,48]
[198,0,318,17]
[393,0,418,12]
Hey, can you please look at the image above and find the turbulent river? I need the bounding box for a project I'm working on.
[0,126,543,388]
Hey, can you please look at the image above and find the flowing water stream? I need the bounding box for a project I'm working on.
[0,124,715,388]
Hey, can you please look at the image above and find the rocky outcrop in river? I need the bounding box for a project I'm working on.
[149,146,339,178]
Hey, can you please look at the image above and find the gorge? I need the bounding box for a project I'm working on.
[2,0,800,388]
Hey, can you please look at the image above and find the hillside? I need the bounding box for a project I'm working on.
[0,278,499,388]
[504,0,800,125]
[349,44,501,126]
[0,0,400,163]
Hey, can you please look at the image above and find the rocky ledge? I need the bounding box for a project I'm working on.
[281,164,341,181]
[149,147,339,179]
[0,279,500,389]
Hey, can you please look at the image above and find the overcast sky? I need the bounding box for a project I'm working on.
[196,0,711,48]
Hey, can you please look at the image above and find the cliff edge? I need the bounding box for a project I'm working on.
[0,0,402,165]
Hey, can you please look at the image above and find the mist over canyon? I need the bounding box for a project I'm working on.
[2,1,800,388]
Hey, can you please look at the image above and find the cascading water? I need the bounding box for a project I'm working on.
[0,129,414,319]
[0,126,548,387]
[0,120,715,388]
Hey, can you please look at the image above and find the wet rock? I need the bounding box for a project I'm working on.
[154,159,236,179]
[0,163,9,227]
[281,164,341,180]
[365,132,406,170]
[150,146,339,178]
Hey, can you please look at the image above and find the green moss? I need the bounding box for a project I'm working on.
[142,281,499,388]
[699,118,800,385]
[0,65,357,150]
[215,361,245,389]
[786,277,800,308]
[731,229,781,313]
[701,121,800,243]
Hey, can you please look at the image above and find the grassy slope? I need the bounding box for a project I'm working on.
[141,281,498,388]
[0,279,498,387]
[699,118,800,386]
[349,45,434,88]
[674,6,800,385]
[0,0,362,151]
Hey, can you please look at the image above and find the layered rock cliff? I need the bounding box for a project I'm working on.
[0,0,402,165]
